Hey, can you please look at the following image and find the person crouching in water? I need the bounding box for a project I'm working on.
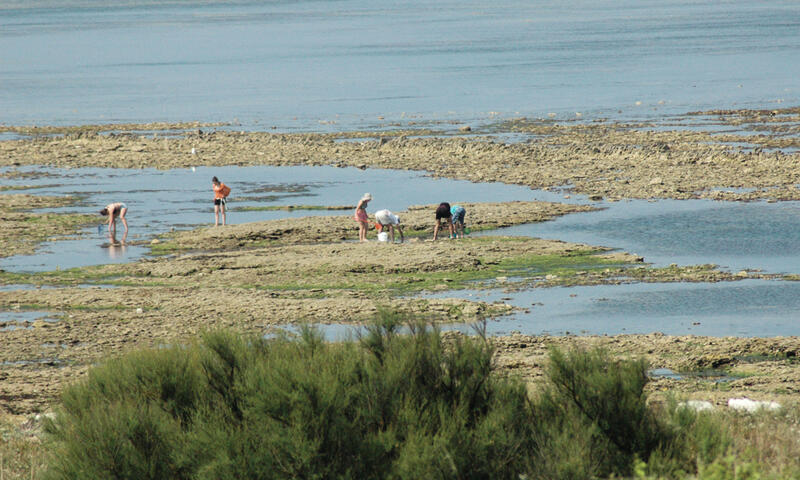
[354,193,372,242]
[433,202,454,240]
[212,176,230,226]
[100,202,128,236]
[375,209,404,243]
[450,204,467,239]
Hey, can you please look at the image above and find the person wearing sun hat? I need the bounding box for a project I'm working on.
[354,192,372,242]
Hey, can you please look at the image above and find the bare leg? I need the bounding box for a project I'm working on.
[119,208,128,232]
[214,204,220,226]
[220,202,226,226]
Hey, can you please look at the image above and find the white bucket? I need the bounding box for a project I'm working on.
[377,232,389,242]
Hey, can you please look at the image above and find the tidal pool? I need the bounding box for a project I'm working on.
[270,278,800,339]
[1,164,554,272]
[485,199,800,274]
[0,311,61,331]
[415,279,800,337]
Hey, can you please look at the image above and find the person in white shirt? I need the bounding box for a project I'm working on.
[374,209,404,243]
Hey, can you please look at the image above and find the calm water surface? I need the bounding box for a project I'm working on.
[489,199,800,274]
[1,0,798,128]
[414,279,800,338]
[279,279,800,339]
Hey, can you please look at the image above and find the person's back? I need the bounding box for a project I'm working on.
[375,209,403,242]
[450,205,467,239]
[375,209,399,225]
[433,202,453,240]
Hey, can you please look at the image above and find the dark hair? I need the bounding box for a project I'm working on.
[435,202,452,220]
[212,176,219,183]
[99,208,108,216]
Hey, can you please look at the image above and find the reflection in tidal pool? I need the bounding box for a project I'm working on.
[0,164,546,272]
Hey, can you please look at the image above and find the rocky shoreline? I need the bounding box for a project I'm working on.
[1,107,800,202]
[1,109,799,423]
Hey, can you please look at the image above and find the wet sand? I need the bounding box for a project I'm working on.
[0,200,785,418]
[0,194,95,258]
[1,108,799,201]
[1,108,799,421]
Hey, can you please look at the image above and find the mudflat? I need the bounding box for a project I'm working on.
[0,193,94,258]
[1,108,799,420]
[2,108,800,201]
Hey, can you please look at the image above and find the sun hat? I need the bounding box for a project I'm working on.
[360,193,373,202]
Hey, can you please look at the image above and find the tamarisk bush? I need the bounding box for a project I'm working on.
[44,312,715,479]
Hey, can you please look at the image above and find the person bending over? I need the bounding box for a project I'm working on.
[375,209,404,243]
[450,204,467,239]
[433,202,454,240]
[100,202,128,236]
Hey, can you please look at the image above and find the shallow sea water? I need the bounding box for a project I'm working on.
[418,279,800,338]
[1,0,798,128]
[485,199,800,274]
[275,279,800,339]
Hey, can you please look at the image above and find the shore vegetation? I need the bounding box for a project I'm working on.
[36,313,800,479]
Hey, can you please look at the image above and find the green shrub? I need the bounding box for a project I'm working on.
[530,347,671,479]
[44,312,730,480]
[45,314,539,479]
[44,347,204,479]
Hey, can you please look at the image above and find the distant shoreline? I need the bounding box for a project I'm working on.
[2,107,799,202]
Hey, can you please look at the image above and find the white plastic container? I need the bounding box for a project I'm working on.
[377,232,389,242]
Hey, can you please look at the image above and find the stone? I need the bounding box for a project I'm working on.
[728,398,781,413]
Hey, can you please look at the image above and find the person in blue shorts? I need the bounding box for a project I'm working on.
[450,204,466,239]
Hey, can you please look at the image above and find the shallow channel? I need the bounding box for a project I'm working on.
[1,164,554,272]
[483,198,800,274]
[273,278,800,340]
[4,165,800,338]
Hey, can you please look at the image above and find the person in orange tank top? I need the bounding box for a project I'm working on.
[212,176,229,226]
